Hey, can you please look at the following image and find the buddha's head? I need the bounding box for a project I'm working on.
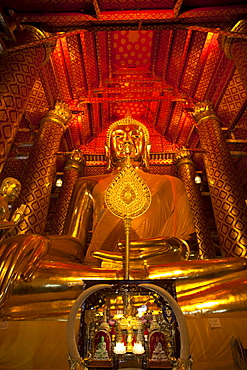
[105,117,151,170]
[0,177,21,202]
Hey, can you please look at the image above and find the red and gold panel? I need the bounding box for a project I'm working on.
[95,32,109,81]
[179,6,247,22]
[176,112,194,146]
[155,30,173,79]
[110,100,148,120]
[91,103,102,137]
[68,118,82,149]
[62,129,75,152]
[1,0,94,13]
[180,31,207,93]
[84,32,99,89]
[80,133,106,155]
[8,3,247,30]
[111,30,153,70]
[166,30,191,88]
[166,101,184,142]
[40,60,61,108]
[194,35,222,101]
[98,0,176,11]
[187,127,199,149]
[211,56,235,104]
[51,38,72,101]
[63,34,87,99]
[146,100,160,127]
[102,101,110,129]
[75,109,92,145]
[217,70,247,127]
[189,33,218,95]
[155,99,171,134]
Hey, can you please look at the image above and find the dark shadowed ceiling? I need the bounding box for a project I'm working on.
[1,0,247,187]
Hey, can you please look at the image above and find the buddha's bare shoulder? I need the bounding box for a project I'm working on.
[141,172,183,186]
[74,173,112,189]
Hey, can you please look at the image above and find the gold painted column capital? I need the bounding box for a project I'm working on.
[40,101,72,131]
[174,148,195,169]
[64,149,85,174]
[192,101,218,124]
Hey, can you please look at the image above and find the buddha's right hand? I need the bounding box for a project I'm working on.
[91,237,184,263]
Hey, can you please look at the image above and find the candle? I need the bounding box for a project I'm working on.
[113,342,127,355]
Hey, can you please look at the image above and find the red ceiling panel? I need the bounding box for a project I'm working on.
[51,39,73,101]
[217,70,247,127]
[166,29,190,88]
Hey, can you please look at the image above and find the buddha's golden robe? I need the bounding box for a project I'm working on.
[85,171,195,261]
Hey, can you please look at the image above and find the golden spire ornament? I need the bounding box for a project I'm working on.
[105,143,151,279]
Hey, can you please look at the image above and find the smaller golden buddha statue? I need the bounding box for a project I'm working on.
[0,177,21,221]
[0,177,26,240]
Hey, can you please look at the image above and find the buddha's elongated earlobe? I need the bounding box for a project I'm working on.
[143,143,151,170]
[105,144,111,170]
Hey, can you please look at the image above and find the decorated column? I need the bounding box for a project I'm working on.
[174,148,216,259]
[13,102,72,235]
[50,149,85,235]
[0,25,53,173]
[193,101,247,258]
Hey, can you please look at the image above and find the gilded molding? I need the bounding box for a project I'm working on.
[192,101,218,125]
[40,101,72,130]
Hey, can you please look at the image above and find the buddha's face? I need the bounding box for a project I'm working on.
[110,124,145,164]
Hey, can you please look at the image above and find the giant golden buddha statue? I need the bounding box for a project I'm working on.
[64,117,198,268]
[0,116,246,322]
